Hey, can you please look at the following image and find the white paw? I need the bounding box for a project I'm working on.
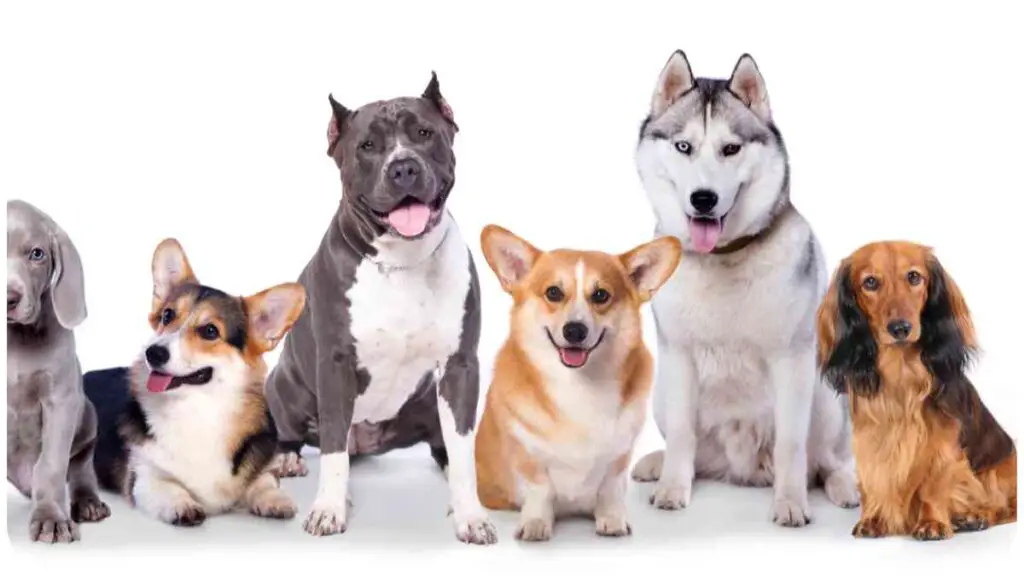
[515,517,553,542]
[452,508,498,545]
[250,490,298,519]
[772,495,812,527]
[302,501,348,536]
[824,470,861,509]
[158,500,207,527]
[649,480,691,510]
[595,514,632,537]
[268,452,308,478]
[631,450,663,483]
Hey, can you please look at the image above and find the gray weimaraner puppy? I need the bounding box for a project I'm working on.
[7,199,110,543]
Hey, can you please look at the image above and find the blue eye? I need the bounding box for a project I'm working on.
[674,140,692,155]
[28,248,45,261]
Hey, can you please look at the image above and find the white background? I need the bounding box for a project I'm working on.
[2,0,1019,572]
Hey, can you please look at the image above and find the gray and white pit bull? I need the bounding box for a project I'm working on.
[264,73,496,544]
[7,199,110,543]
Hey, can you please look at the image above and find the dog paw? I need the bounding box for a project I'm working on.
[168,502,207,527]
[71,493,111,523]
[852,517,887,538]
[649,481,691,510]
[595,514,632,537]
[515,517,553,542]
[912,519,954,541]
[631,451,663,483]
[952,514,990,533]
[268,452,308,478]
[250,491,297,520]
[453,511,498,545]
[772,496,811,527]
[824,470,861,509]
[29,505,80,543]
[303,502,348,536]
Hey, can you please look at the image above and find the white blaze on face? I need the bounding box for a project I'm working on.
[575,259,586,303]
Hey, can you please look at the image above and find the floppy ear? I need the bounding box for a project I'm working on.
[151,238,197,312]
[618,236,682,303]
[422,71,458,133]
[728,53,772,122]
[479,225,541,292]
[920,256,977,390]
[651,50,695,117]
[243,282,307,353]
[818,263,880,395]
[327,93,351,157]
[48,223,87,329]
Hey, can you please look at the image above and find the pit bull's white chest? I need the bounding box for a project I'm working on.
[346,222,470,424]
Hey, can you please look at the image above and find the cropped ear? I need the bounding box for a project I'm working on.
[920,255,977,392]
[48,222,87,329]
[818,263,880,395]
[243,282,307,353]
[479,224,541,292]
[651,50,695,117]
[151,238,197,312]
[327,93,351,157]
[728,53,772,122]
[422,71,458,133]
[618,236,682,303]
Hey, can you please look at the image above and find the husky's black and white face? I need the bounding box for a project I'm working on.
[636,51,790,254]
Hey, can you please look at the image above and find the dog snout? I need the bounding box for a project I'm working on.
[886,319,912,341]
[145,344,171,368]
[562,322,589,345]
[388,158,422,190]
[7,288,22,312]
[689,189,718,214]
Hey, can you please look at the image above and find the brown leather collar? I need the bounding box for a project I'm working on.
[710,233,762,255]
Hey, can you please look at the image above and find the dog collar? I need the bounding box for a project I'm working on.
[711,233,762,255]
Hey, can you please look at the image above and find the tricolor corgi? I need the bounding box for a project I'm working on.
[474,225,681,540]
[83,239,306,526]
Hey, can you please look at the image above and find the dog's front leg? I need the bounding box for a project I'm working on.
[132,467,207,527]
[768,347,815,527]
[29,383,83,543]
[594,455,632,537]
[437,353,497,545]
[649,345,699,510]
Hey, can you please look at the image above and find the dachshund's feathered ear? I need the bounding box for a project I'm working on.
[817,263,880,395]
[920,256,977,393]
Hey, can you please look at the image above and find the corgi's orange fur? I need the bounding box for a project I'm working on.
[475,225,681,541]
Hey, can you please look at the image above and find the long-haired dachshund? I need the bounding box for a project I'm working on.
[817,241,1016,540]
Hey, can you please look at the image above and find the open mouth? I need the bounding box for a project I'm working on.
[546,329,606,369]
[686,214,727,254]
[372,194,445,238]
[145,367,214,393]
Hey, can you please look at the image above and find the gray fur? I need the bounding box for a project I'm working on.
[7,199,110,543]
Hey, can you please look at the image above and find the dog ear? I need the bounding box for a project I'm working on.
[618,236,682,303]
[327,94,351,157]
[479,224,541,292]
[920,255,977,391]
[48,222,87,329]
[243,282,307,353]
[728,53,772,122]
[422,71,458,133]
[818,263,880,395]
[151,238,197,312]
[651,50,695,117]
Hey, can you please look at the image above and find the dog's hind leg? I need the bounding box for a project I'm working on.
[244,471,297,520]
[264,368,313,478]
[67,401,110,523]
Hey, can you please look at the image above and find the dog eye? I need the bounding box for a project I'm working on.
[721,143,742,157]
[418,128,433,138]
[160,308,176,326]
[198,324,220,341]
[862,276,880,291]
[907,271,923,286]
[591,288,611,304]
[544,286,564,303]
[28,247,46,261]
[359,140,375,151]
[673,140,692,155]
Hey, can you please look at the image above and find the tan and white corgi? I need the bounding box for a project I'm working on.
[475,225,681,540]
[83,239,306,526]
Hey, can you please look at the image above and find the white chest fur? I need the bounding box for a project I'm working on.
[346,216,470,424]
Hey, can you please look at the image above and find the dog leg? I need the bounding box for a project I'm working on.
[515,479,555,542]
[29,387,83,543]
[267,442,308,478]
[437,354,498,545]
[67,401,110,523]
[647,346,699,510]
[594,456,632,537]
[767,349,814,527]
[245,471,297,519]
[132,470,206,527]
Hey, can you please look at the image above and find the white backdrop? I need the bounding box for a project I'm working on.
[3,0,1019,572]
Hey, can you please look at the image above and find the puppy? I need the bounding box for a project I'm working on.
[83,239,306,526]
[7,199,110,543]
[475,225,681,541]
[818,241,1016,540]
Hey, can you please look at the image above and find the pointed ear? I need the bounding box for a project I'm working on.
[48,222,87,329]
[651,50,695,117]
[327,93,351,157]
[422,71,458,133]
[151,238,196,311]
[818,263,879,395]
[479,225,541,292]
[618,236,682,303]
[728,53,771,122]
[243,282,307,353]
[920,255,977,390]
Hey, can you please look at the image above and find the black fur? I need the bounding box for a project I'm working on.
[83,368,137,493]
[919,260,975,398]
[231,409,279,481]
[822,265,881,395]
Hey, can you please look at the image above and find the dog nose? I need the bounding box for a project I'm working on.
[690,189,719,214]
[887,319,912,341]
[7,288,21,312]
[562,322,589,345]
[145,345,170,368]
[388,158,421,189]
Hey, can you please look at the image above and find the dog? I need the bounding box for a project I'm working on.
[82,238,305,526]
[817,241,1017,540]
[264,72,496,544]
[475,225,681,541]
[7,199,110,543]
[630,50,860,526]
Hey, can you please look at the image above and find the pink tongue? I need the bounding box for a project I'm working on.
[559,348,589,368]
[387,202,431,237]
[688,219,723,254]
[146,373,174,393]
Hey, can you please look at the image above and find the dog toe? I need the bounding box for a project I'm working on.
[912,520,953,541]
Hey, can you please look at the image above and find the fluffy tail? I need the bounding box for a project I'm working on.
[82,367,133,495]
